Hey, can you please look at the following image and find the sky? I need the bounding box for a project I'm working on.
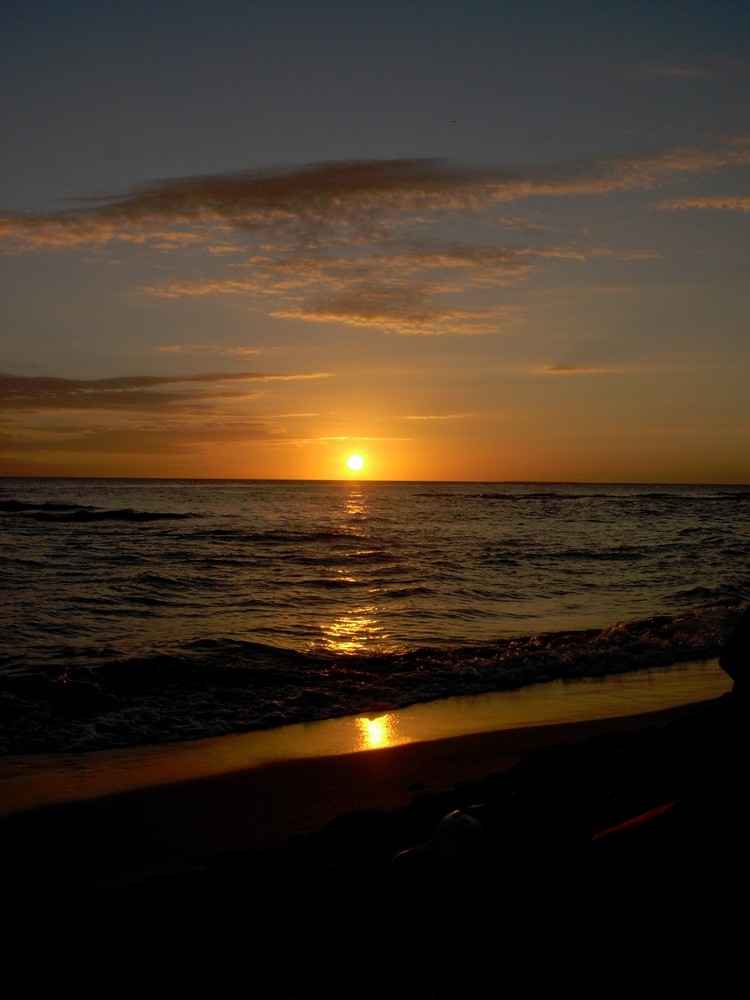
[1,0,749,482]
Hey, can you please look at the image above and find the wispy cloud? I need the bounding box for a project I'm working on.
[315,435,409,443]
[0,371,331,412]
[404,412,477,420]
[147,278,261,298]
[145,244,585,299]
[536,364,623,375]
[0,370,336,470]
[616,250,662,260]
[0,422,281,455]
[143,243,582,335]
[273,289,516,336]
[3,140,747,343]
[656,195,750,213]
[156,344,266,357]
[2,140,747,254]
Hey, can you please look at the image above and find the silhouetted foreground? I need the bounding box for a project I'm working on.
[4,685,746,998]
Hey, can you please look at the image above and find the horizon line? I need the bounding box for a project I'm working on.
[2,474,748,487]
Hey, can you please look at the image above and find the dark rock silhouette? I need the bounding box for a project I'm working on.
[720,601,750,692]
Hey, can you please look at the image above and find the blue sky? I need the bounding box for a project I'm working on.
[2,1,749,480]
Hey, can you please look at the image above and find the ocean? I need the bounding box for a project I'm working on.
[1,478,748,755]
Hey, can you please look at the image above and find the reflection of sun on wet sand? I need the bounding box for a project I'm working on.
[357,713,393,749]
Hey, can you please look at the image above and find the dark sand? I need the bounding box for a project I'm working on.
[1,662,745,998]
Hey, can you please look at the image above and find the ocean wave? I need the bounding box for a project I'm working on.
[0,604,739,756]
[414,489,750,503]
[0,500,197,522]
[3,480,748,757]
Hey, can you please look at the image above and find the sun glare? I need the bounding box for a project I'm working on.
[346,453,365,472]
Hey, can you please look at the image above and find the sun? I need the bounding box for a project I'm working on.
[346,453,365,472]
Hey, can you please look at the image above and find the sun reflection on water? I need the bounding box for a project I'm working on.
[345,488,366,518]
[320,605,385,653]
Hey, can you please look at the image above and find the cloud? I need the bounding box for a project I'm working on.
[404,413,476,420]
[273,287,515,336]
[156,344,265,357]
[0,422,280,455]
[616,251,662,260]
[656,195,750,213]
[264,412,319,419]
[0,371,331,412]
[3,140,746,342]
[536,364,622,375]
[143,242,577,335]
[144,243,583,300]
[0,370,335,467]
[146,278,261,298]
[316,435,409,443]
[2,139,748,253]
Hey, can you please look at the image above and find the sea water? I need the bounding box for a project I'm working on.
[1,478,748,754]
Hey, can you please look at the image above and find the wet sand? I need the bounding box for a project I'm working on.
[1,659,743,997]
[0,652,747,1000]
[0,661,730,920]
[0,658,729,817]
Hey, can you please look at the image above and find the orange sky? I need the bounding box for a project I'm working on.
[2,2,749,483]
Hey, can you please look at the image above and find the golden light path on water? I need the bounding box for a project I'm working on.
[318,480,399,749]
[319,605,386,653]
[316,484,390,654]
[345,486,365,516]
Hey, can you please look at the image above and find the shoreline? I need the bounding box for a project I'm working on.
[0,698,722,930]
[0,659,731,930]
[0,658,729,817]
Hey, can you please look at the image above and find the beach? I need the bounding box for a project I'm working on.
[2,660,741,997]
[5,0,750,990]
[2,479,747,995]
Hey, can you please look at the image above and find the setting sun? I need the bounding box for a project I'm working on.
[346,453,365,472]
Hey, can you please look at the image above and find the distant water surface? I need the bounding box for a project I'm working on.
[1,479,747,754]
